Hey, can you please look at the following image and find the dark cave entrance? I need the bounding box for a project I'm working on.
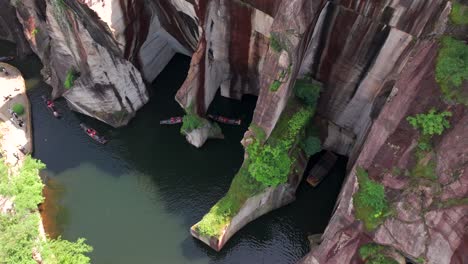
[146,52,258,143]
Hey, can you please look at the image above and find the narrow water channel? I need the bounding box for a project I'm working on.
[1,40,347,264]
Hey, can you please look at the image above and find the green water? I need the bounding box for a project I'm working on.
[1,40,347,264]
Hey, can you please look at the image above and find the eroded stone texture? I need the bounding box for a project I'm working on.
[14,0,148,127]
[300,39,468,264]
[0,1,31,56]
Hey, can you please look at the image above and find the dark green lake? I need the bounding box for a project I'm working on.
[1,40,346,264]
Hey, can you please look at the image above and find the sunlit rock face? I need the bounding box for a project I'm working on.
[80,0,200,82]
[6,0,468,261]
[13,0,148,127]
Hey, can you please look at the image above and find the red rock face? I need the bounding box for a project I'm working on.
[301,39,468,264]
[243,0,279,16]
[154,0,200,52]
[227,1,251,91]
[119,0,151,68]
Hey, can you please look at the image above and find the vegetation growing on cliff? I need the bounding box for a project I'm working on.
[435,37,468,105]
[302,136,321,157]
[353,167,389,231]
[450,1,468,25]
[294,79,322,108]
[41,237,93,264]
[180,105,206,134]
[406,109,451,181]
[359,243,399,264]
[64,68,78,90]
[269,80,281,91]
[407,109,452,136]
[269,33,284,52]
[196,98,315,237]
[0,157,92,263]
[246,108,312,186]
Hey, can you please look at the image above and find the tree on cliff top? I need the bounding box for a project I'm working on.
[0,157,93,264]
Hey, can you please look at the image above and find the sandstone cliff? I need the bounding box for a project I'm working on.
[13,0,149,127]
[300,38,467,264]
[2,0,467,263]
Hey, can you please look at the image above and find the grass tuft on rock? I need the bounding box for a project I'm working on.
[180,105,206,134]
[359,243,399,264]
[64,68,78,90]
[269,80,281,91]
[435,37,468,105]
[269,33,283,52]
[450,1,468,25]
[353,167,389,231]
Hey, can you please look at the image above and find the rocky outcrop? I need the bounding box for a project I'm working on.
[6,0,467,261]
[191,182,299,251]
[14,0,149,127]
[300,38,468,264]
[80,0,200,82]
[176,0,275,115]
[0,1,31,56]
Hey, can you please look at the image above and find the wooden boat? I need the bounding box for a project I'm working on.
[208,114,241,125]
[306,151,338,187]
[41,96,61,118]
[0,56,14,62]
[160,116,183,125]
[80,123,108,144]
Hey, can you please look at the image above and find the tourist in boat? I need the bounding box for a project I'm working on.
[87,128,97,137]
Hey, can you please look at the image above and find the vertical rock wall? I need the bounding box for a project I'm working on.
[14,0,149,127]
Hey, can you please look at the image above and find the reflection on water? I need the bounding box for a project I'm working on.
[40,176,66,238]
[1,39,347,264]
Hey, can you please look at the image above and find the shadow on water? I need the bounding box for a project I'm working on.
[1,40,348,264]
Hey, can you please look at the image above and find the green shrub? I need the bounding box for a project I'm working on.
[303,136,321,157]
[41,237,93,264]
[196,101,313,237]
[12,103,25,116]
[353,167,389,230]
[435,37,468,105]
[180,113,205,134]
[0,157,92,263]
[286,108,312,145]
[0,213,40,264]
[64,68,78,89]
[269,80,281,91]
[0,156,45,213]
[359,244,399,264]
[294,79,322,107]
[246,108,312,187]
[249,124,266,142]
[359,243,386,260]
[269,33,283,52]
[196,194,240,237]
[450,2,468,25]
[247,141,292,186]
[407,109,452,136]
